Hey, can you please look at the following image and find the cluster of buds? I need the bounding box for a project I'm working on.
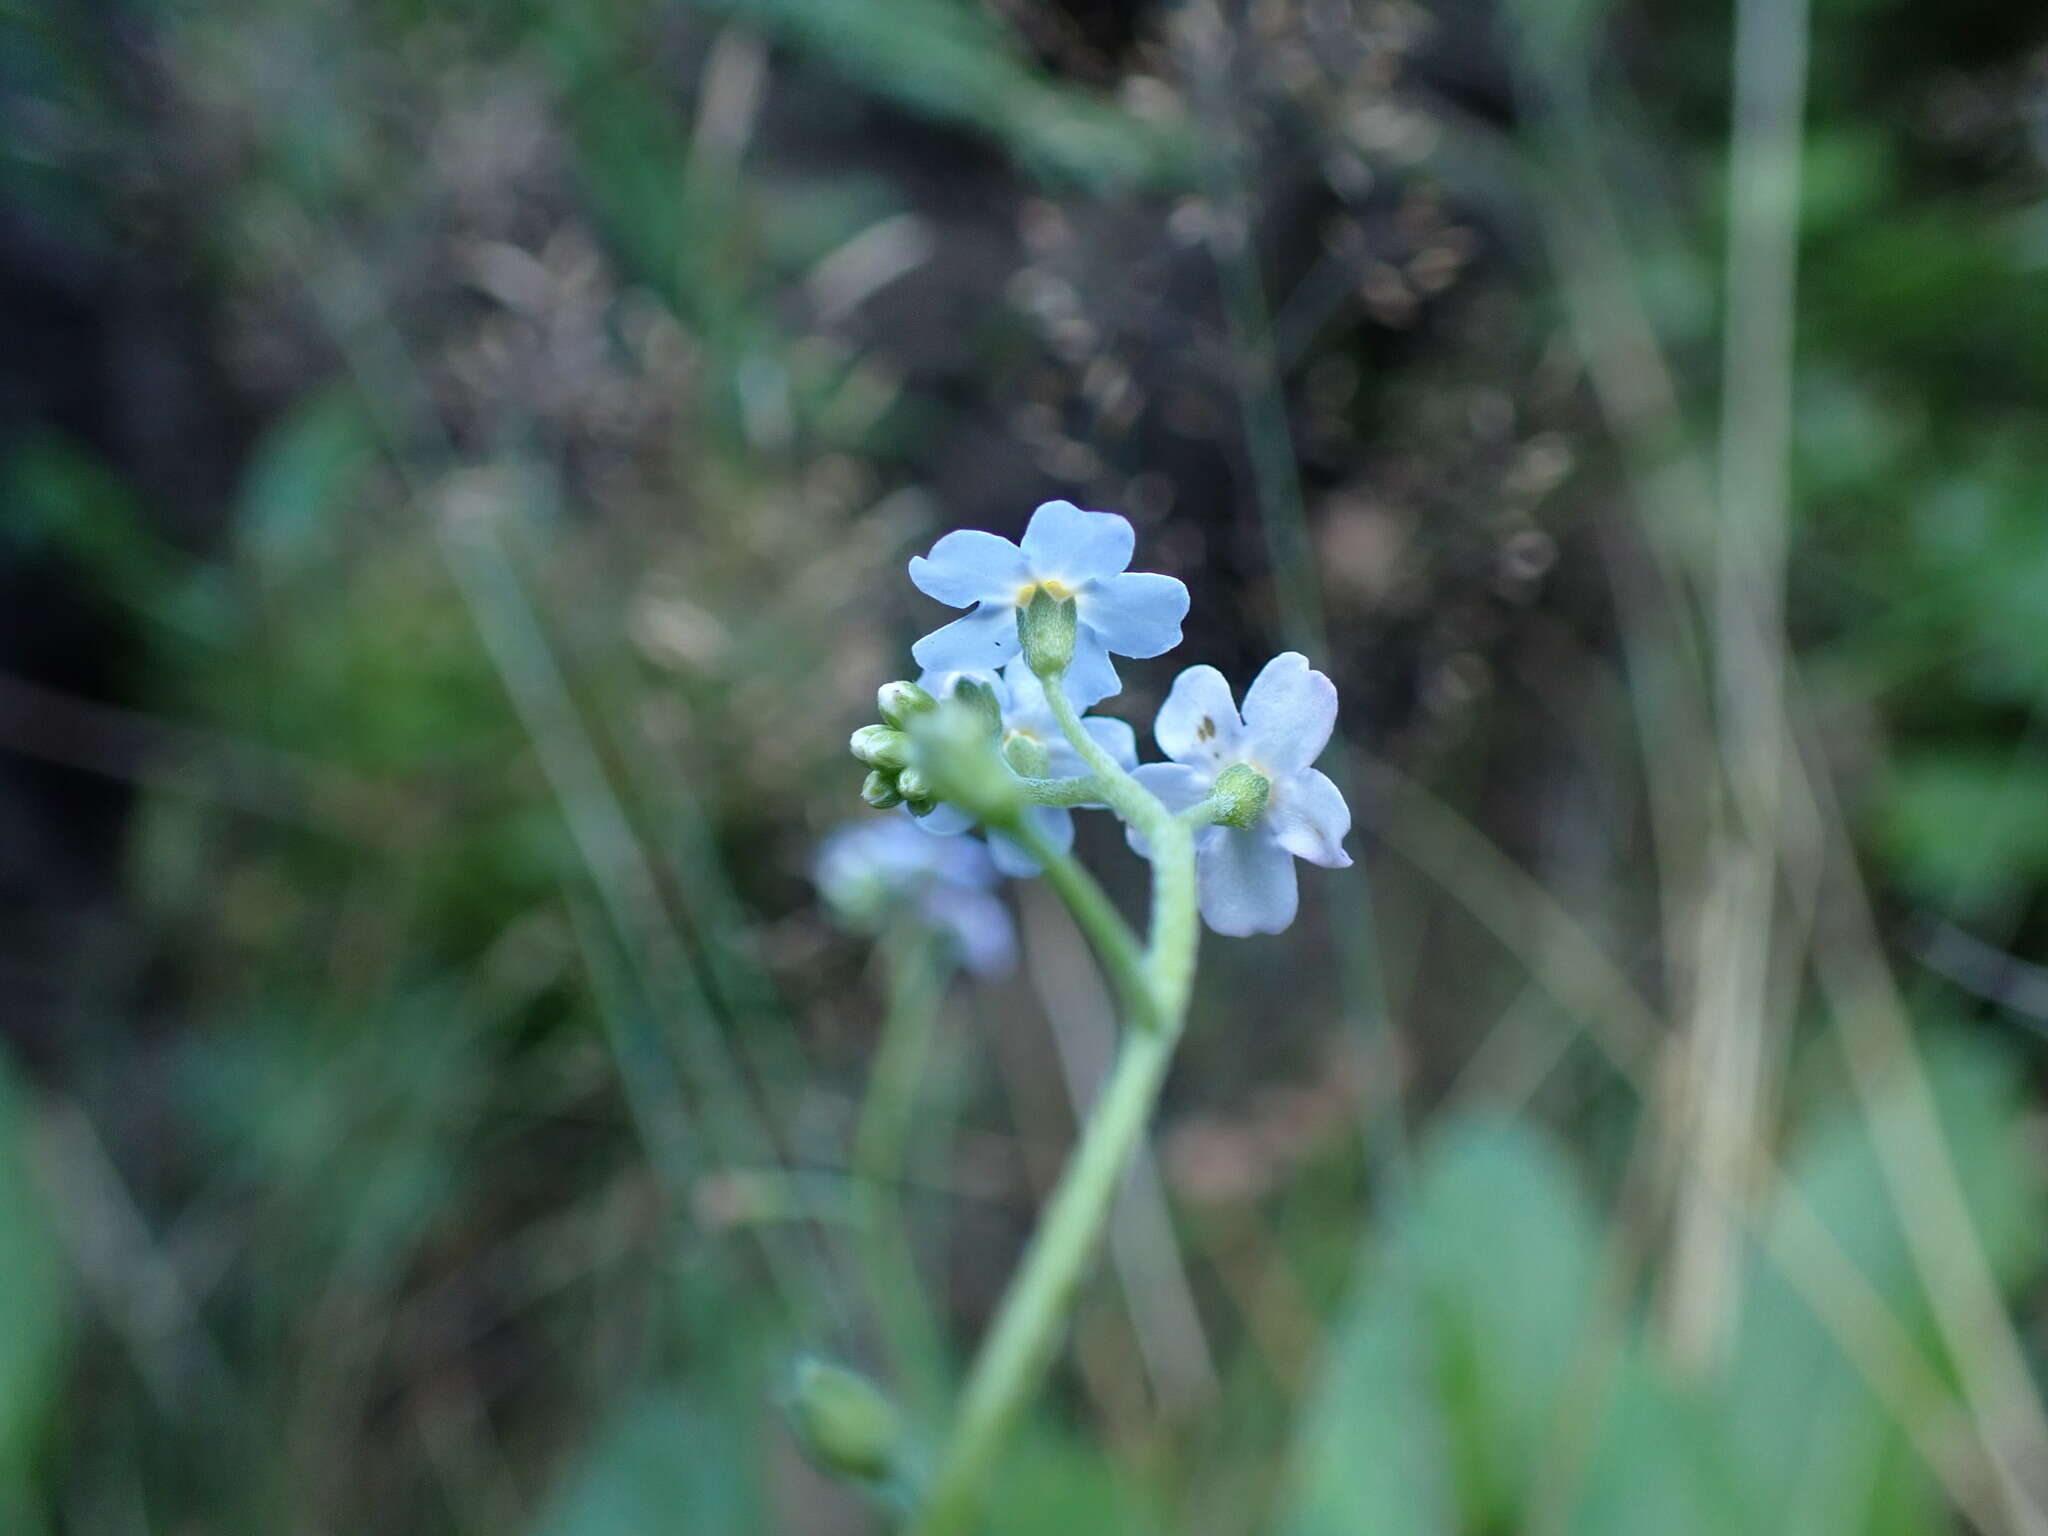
[850,675,1016,824]
[849,681,941,814]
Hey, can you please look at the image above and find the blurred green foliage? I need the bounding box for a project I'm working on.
[2,0,2047,1530]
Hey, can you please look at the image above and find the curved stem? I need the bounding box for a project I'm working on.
[907,855,1193,1536]
[855,925,954,1420]
[911,665,1205,1536]
[1005,817,1156,1032]
[1038,678,1169,837]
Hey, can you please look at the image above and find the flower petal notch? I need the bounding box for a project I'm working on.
[908,501,1188,706]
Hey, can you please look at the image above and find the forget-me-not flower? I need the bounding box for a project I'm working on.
[813,816,1016,975]
[908,501,1189,706]
[1128,653,1352,936]
[912,663,1138,878]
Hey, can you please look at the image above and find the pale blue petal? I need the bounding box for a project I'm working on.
[1153,664,1243,769]
[1239,652,1338,773]
[1130,761,1210,812]
[995,662,1056,733]
[937,889,1016,975]
[1019,501,1133,585]
[1077,572,1188,659]
[1197,828,1299,936]
[1063,629,1122,707]
[1082,715,1139,772]
[918,665,1011,713]
[1270,768,1352,868]
[987,833,1037,879]
[989,807,1072,878]
[912,603,1022,674]
[911,801,976,837]
[817,815,1001,927]
[1040,713,1136,785]
[1123,762,1212,858]
[909,529,1030,607]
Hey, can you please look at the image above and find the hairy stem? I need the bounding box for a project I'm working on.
[1006,817,1155,1031]
[909,663,1201,1536]
[1017,774,1106,807]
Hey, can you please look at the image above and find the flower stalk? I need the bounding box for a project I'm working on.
[907,637,1203,1536]
[823,501,1352,1533]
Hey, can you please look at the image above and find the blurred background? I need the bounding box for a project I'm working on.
[5,0,2048,1529]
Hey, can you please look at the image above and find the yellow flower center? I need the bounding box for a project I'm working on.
[1016,578,1074,605]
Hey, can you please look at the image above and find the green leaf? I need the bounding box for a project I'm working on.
[533,1390,760,1535]
[236,385,374,580]
[695,0,1190,191]
[1281,1254,1452,1536]
[984,1424,1160,1536]
[1721,1031,2044,1536]
[1408,1119,1605,1523]
[1878,752,2048,912]
[1279,1117,1606,1533]
[1568,1351,1752,1536]
[0,1056,69,1483]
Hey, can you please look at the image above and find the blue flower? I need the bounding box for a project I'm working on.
[1128,653,1352,937]
[912,663,1137,879]
[908,501,1189,706]
[813,816,1016,975]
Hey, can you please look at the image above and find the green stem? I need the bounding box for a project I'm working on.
[1037,679,1162,835]
[909,663,1203,1536]
[1017,775,1105,807]
[1004,817,1156,1032]
[855,924,955,1421]
[1038,680,1203,1020]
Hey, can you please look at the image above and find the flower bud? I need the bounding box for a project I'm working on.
[1017,587,1077,678]
[912,701,1021,824]
[850,724,911,771]
[948,676,1004,736]
[894,765,936,808]
[877,680,935,729]
[1211,762,1272,828]
[861,769,904,809]
[782,1358,902,1484]
[1002,730,1053,779]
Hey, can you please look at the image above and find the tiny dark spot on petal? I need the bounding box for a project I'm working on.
[1197,715,1216,741]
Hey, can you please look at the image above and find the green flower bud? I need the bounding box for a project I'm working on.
[850,724,912,771]
[861,769,904,809]
[948,676,1004,736]
[877,680,935,729]
[782,1358,902,1484]
[913,701,1021,824]
[1002,730,1053,779]
[1211,763,1272,828]
[894,765,935,807]
[1017,587,1077,678]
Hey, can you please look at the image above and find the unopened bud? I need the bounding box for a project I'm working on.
[1211,763,1272,828]
[913,702,1021,824]
[850,725,911,771]
[877,680,935,729]
[861,769,904,809]
[1018,588,1077,678]
[948,677,1004,736]
[783,1358,902,1484]
[894,765,935,807]
[1002,731,1053,779]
